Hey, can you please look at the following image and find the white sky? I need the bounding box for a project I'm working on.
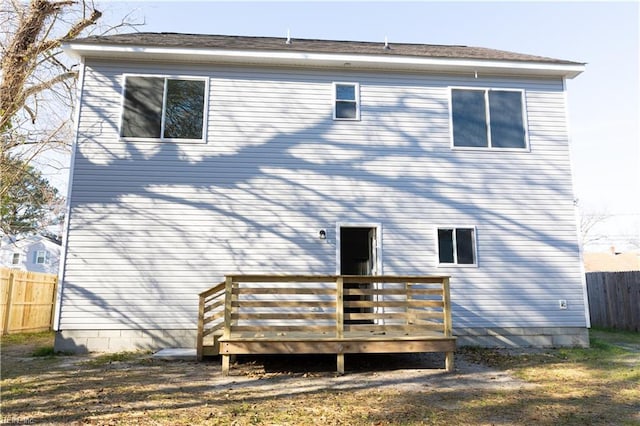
[50,0,640,250]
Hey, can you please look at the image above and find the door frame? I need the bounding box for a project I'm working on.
[335,222,383,276]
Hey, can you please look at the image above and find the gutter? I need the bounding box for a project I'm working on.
[62,43,585,79]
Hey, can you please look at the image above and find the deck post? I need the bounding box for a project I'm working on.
[336,276,344,339]
[443,277,452,337]
[445,351,454,372]
[196,292,205,361]
[405,281,411,325]
[222,354,230,375]
[223,275,233,339]
[336,276,345,374]
[221,275,234,375]
[443,276,455,372]
[337,353,345,375]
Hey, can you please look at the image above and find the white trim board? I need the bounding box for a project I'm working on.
[62,43,585,79]
[335,222,383,275]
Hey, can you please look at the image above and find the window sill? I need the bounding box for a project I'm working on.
[437,263,478,268]
[119,137,207,144]
[450,145,530,153]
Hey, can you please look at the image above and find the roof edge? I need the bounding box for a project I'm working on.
[62,41,585,79]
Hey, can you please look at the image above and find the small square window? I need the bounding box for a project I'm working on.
[437,227,476,265]
[11,253,20,265]
[333,82,360,120]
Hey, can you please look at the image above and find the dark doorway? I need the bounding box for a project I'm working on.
[340,227,377,324]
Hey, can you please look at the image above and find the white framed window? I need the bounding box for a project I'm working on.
[333,82,360,120]
[450,88,528,150]
[120,75,208,142]
[35,250,48,265]
[11,253,20,265]
[437,227,477,266]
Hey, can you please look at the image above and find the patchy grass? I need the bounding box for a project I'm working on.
[31,346,55,357]
[1,329,638,425]
[591,327,640,346]
[81,350,153,367]
[0,330,53,346]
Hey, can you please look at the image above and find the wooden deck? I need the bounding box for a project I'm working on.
[197,275,456,375]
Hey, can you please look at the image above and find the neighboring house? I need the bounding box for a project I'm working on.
[0,235,62,274]
[55,33,588,353]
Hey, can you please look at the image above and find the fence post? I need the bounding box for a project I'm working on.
[2,271,15,335]
[48,277,58,332]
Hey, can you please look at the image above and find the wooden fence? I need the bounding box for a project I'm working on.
[1,268,58,335]
[586,271,639,332]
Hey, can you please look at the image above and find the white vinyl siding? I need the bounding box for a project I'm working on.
[59,60,586,331]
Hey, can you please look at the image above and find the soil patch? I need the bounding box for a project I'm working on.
[2,331,638,425]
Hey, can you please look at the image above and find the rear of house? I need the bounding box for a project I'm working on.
[54,33,588,353]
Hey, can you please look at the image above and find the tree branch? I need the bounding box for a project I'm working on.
[35,7,102,55]
[0,0,100,132]
[22,71,78,101]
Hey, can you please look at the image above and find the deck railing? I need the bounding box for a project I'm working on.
[197,275,453,367]
[196,281,226,360]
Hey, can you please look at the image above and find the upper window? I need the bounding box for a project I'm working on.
[437,227,476,265]
[121,76,207,141]
[451,88,527,149]
[11,253,20,265]
[333,82,360,120]
[35,250,48,265]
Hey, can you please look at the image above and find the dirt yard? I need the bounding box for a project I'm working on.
[1,330,638,425]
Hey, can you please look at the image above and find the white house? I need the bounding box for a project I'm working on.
[54,33,588,353]
[1,235,62,274]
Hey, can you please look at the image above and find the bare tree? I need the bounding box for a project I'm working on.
[1,0,140,237]
[0,0,102,132]
[1,0,140,192]
[577,201,610,250]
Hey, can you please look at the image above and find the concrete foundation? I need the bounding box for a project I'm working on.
[454,326,590,348]
[54,326,589,354]
[54,329,197,354]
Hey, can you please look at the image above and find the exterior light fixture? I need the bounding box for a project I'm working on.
[319,229,327,240]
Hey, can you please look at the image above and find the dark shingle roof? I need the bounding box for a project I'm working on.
[71,32,581,65]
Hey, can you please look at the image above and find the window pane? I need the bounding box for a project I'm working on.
[12,253,19,264]
[336,101,357,119]
[489,91,526,148]
[438,229,455,263]
[164,79,205,139]
[451,89,488,147]
[336,84,355,100]
[456,228,475,264]
[121,77,164,138]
